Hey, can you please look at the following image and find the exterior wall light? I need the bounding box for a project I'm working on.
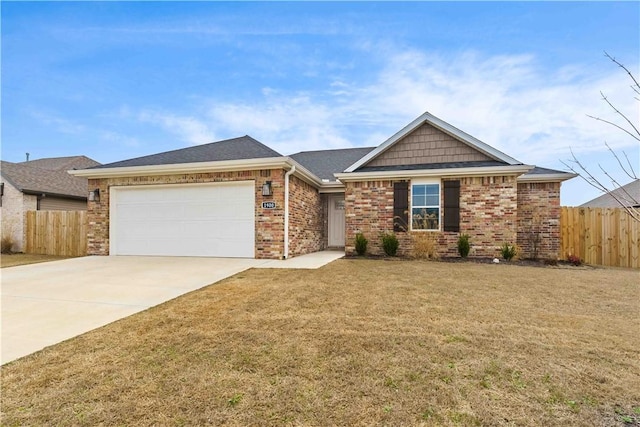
[89,188,100,203]
[262,181,273,197]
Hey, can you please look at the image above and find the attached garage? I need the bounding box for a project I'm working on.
[110,181,255,257]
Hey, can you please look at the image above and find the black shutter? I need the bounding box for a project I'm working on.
[393,181,409,232]
[443,180,460,232]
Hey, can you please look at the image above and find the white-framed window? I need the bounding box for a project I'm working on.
[411,179,440,230]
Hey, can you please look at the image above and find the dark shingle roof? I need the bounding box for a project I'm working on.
[355,160,509,173]
[19,156,100,171]
[290,147,375,181]
[521,166,567,175]
[94,136,282,169]
[1,158,100,199]
[580,179,640,208]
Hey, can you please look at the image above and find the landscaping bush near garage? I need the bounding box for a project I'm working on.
[1,260,638,426]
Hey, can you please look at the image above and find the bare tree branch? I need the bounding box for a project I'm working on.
[604,51,640,94]
[596,91,640,139]
[586,113,640,142]
[562,152,640,222]
[605,142,638,180]
[564,53,640,221]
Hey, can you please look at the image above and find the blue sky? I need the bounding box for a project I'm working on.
[2,1,638,206]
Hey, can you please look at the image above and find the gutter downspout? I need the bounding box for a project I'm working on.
[283,165,296,259]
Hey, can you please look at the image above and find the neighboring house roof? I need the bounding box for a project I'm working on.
[290,147,375,181]
[345,111,522,172]
[93,136,282,169]
[1,156,100,199]
[19,155,100,171]
[579,179,640,208]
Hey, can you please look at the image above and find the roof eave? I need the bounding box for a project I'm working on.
[69,157,325,188]
[318,181,346,193]
[69,157,291,178]
[22,189,87,200]
[517,173,577,183]
[335,165,534,181]
[344,112,521,172]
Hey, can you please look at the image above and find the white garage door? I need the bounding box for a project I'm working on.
[110,181,255,257]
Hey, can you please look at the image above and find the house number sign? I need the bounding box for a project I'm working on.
[262,201,276,209]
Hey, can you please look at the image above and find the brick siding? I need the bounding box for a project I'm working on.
[517,182,561,260]
[345,175,520,258]
[287,176,325,256]
[87,169,287,259]
[0,181,37,252]
[345,180,395,255]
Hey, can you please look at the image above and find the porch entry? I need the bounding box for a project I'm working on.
[328,194,346,247]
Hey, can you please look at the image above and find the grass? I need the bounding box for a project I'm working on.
[0,253,73,268]
[1,259,638,426]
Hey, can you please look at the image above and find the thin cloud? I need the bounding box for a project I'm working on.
[31,111,86,135]
[138,110,216,145]
[130,49,637,167]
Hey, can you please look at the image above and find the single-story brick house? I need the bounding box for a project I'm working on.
[70,112,575,259]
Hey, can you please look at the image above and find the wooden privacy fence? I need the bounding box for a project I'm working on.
[25,210,87,257]
[560,207,639,268]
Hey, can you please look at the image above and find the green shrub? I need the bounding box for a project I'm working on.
[457,234,471,258]
[381,232,399,257]
[500,243,517,261]
[355,233,368,256]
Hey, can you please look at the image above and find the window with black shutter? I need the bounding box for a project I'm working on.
[443,180,460,232]
[393,181,409,232]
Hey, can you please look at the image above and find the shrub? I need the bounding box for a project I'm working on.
[500,242,517,261]
[567,254,582,266]
[354,233,368,256]
[1,235,14,254]
[381,232,399,257]
[457,234,471,258]
[412,233,439,260]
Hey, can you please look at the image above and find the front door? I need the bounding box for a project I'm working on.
[328,195,346,247]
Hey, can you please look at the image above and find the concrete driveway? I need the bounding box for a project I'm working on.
[1,256,264,364]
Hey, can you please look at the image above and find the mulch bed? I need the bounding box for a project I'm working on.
[347,254,592,269]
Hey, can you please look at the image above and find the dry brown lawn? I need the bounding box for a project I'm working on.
[1,259,639,426]
[0,253,73,268]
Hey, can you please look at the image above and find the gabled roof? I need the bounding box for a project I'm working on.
[68,114,575,187]
[93,136,282,169]
[290,147,375,182]
[580,179,640,208]
[345,112,521,172]
[1,157,100,199]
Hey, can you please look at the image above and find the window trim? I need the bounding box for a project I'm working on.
[411,178,441,232]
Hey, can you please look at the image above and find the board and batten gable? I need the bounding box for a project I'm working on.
[365,122,494,168]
